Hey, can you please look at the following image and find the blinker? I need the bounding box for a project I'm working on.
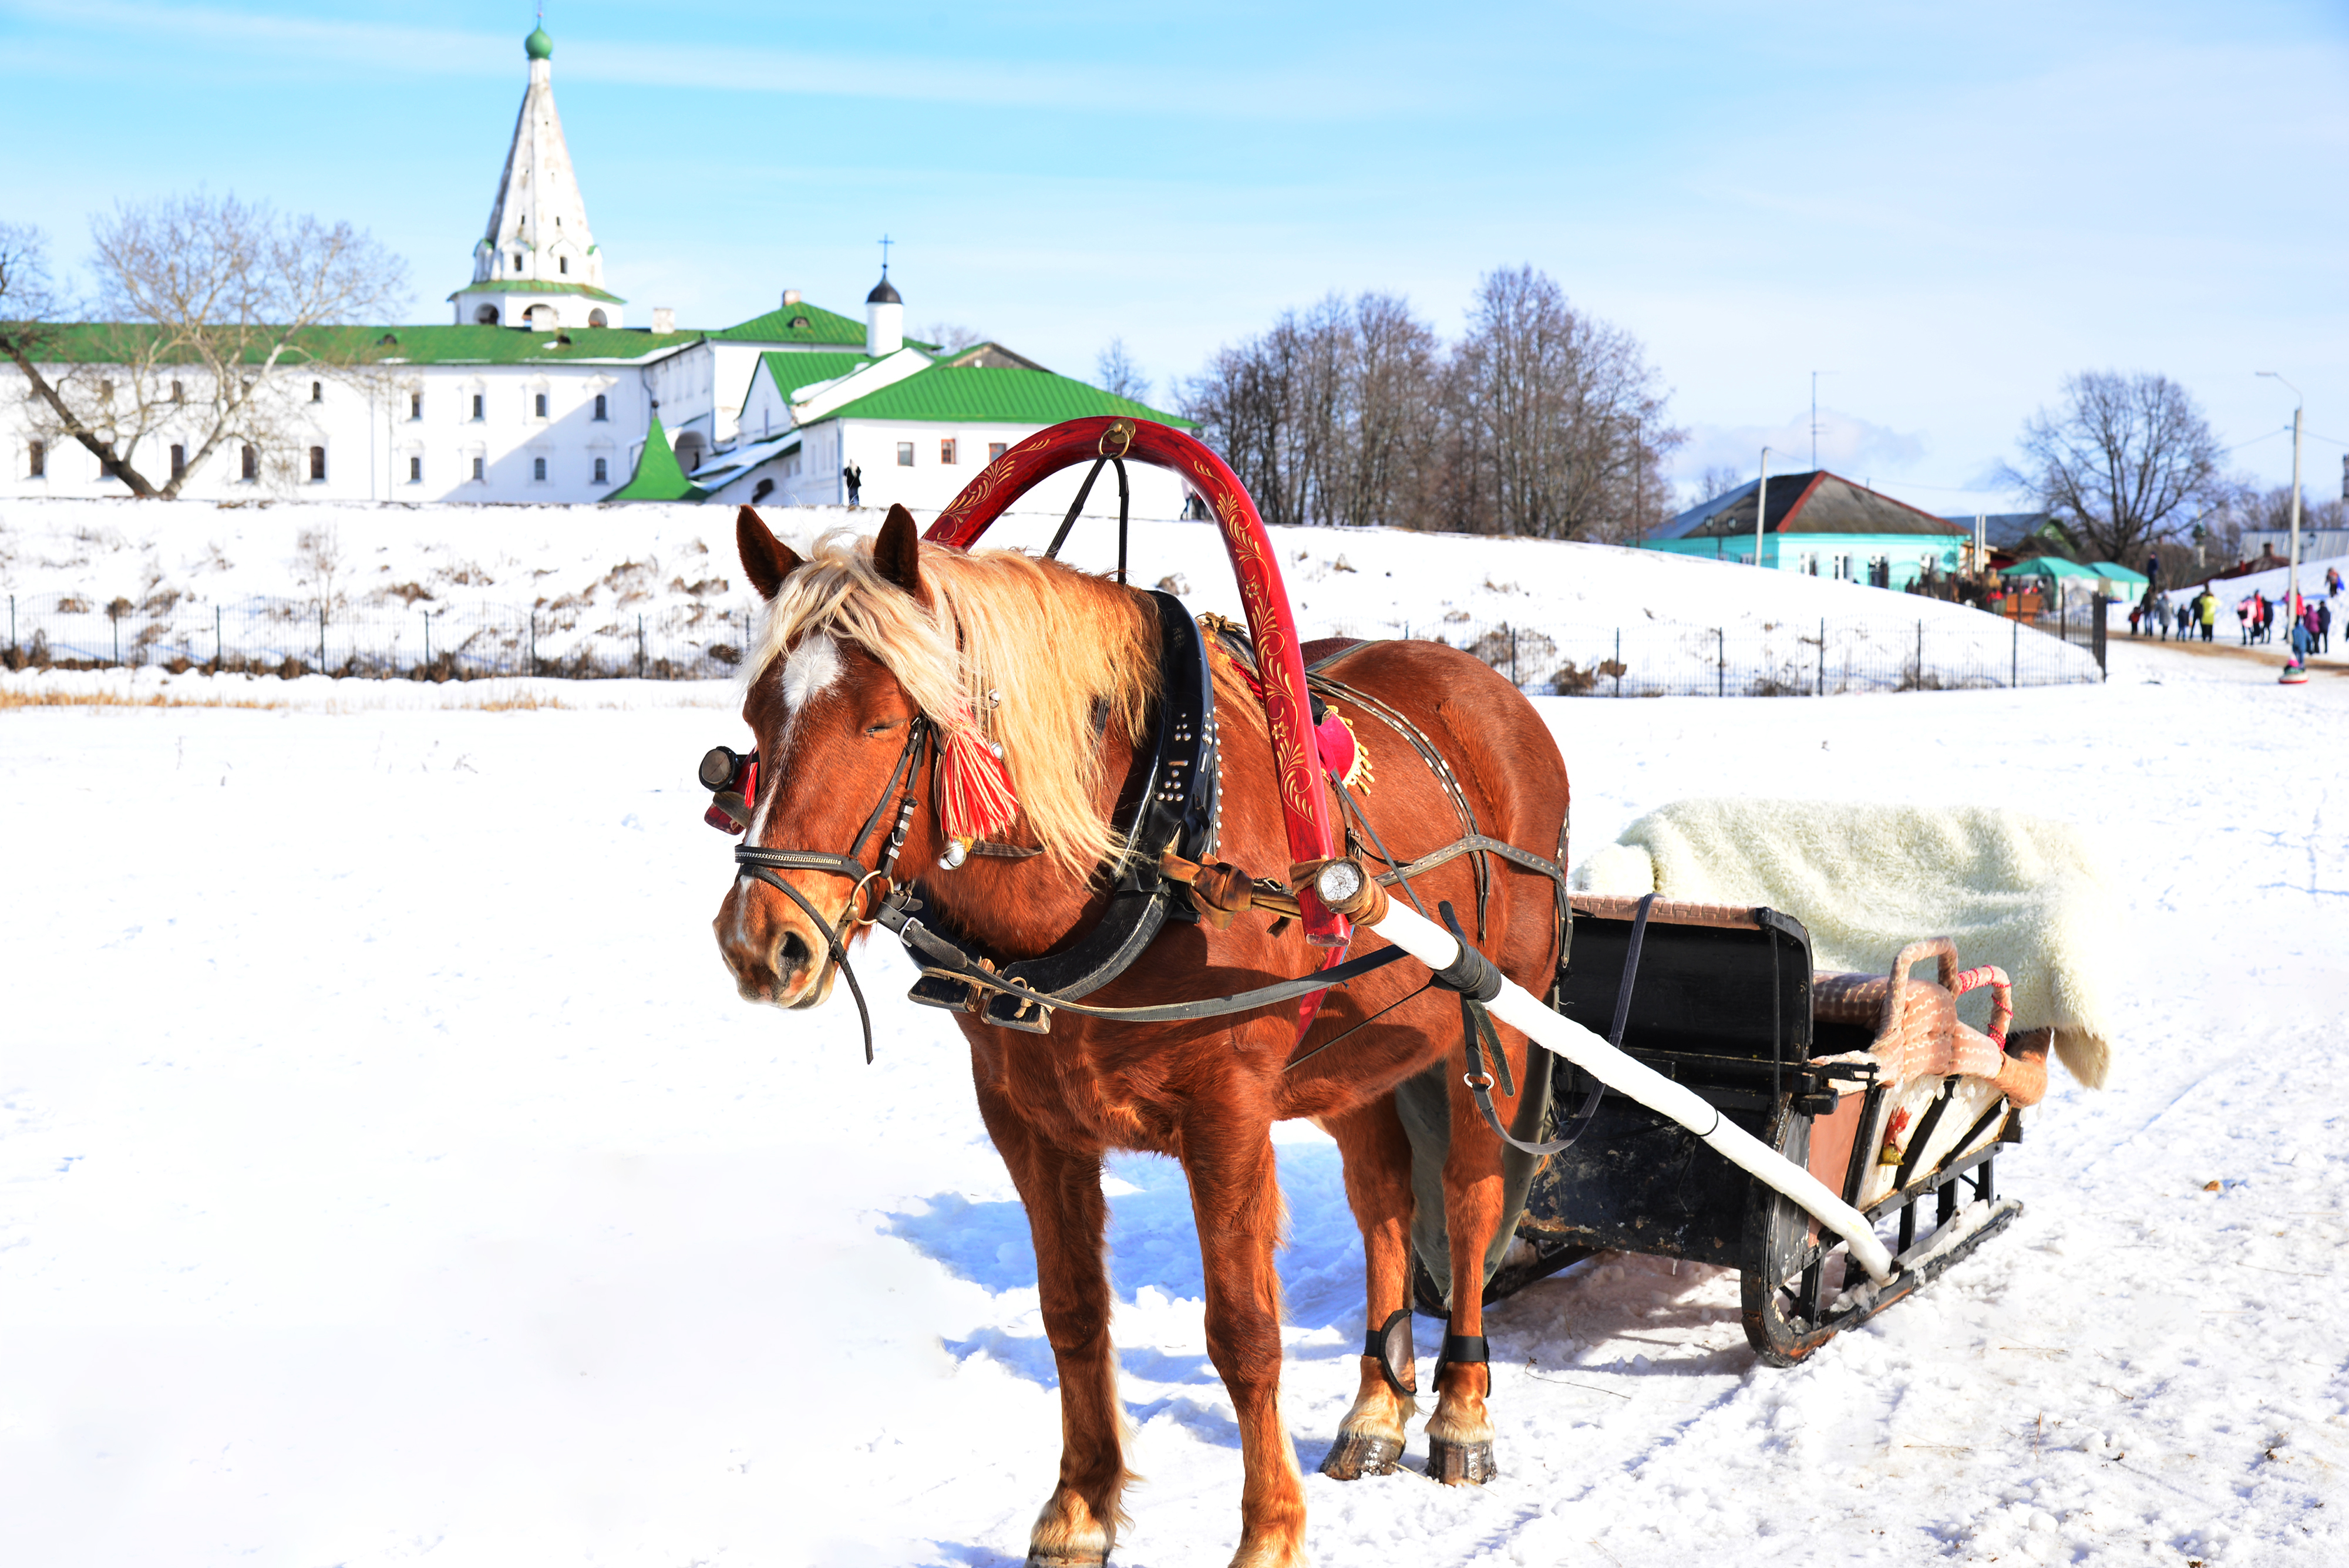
[700,745,758,835]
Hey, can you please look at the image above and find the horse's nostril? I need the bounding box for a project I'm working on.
[777,929,815,975]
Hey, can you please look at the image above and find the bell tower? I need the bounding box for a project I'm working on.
[450,24,627,331]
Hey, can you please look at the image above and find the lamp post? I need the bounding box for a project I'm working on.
[1755,446,1775,568]
[2257,371,2305,681]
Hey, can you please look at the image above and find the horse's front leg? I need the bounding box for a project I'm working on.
[1317,1096,1416,1479]
[975,1082,1128,1567]
[1182,1110,1308,1568]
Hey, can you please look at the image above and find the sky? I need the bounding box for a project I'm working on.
[3,0,2344,515]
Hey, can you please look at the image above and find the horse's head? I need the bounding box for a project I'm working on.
[712,503,1157,1011]
[714,504,940,1008]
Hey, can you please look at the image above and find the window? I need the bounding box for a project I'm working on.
[471,393,484,420]
[588,309,607,328]
[987,442,1007,463]
[558,256,568,275]
[409,391,422,420]
[27,439,45,477]
[593,456,608,483]
[170,380,184,403]
[308,446,327,481]
[171,443,186,478]
[940,438,958,465]
[896,442,915,467]
[752,479,775,502]
[241,444,258,481]
[593,393,607,421]
[310,381,322,403]
[532,456,546,482]
[475,304,500,325]
[98,379,113,400]
[409,455,422,483]
[513,253,522,270]
[471,456,484,482]
[534,392,548,418]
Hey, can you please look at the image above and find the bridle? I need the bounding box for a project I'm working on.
[732,714,932,1062]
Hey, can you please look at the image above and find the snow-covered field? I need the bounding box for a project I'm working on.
[1,499,2100,692]
[3,625,2345,1566]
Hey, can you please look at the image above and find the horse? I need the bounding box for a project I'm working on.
[712,503,1571,1568]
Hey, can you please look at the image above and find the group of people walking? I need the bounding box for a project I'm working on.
[2135,581,2335,663]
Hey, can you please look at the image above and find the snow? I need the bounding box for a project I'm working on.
[1,499,2097,692]
[4,553,2348,1565]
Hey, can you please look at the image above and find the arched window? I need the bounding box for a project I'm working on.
[752,478,774,503]
[171,443,186,478]
[534,393,548,418]
[241,445,258,481]
[409,455,422,483]
[471,393,484,420]
[409,391,422,420]
[593,393,607,421]
[587,309,607,328]
[310,381,322,403]
[475,304,500,325]
[471,456,484,482]
[513,253,523,271]
[558,256,568,275]
[308,446,326,481]
[532,456,547,482]
[27,439,45,477]
[593,456,608,483]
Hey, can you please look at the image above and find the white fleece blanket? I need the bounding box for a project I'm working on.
[1574,799,2125,1088]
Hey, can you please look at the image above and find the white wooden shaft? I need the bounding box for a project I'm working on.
[1371,902,1898,1284]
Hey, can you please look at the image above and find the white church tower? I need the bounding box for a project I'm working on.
[449,24,625,331]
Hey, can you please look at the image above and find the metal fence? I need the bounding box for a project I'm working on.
[3,590,2105,695]
[1328,602,2104,697]
[1,594,755,681]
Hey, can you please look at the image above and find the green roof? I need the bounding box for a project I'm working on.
[525,25,553,60]
[815,365,1191,427]
[605,415,707,502]
[711,300,868,345]
[759,351,882,402]
[446,280,627,304]
[12,321,701,367]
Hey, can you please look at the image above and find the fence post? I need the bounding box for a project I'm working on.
[216,604,223,668]
[318,605,327,672]
[1818,617,1825,696]
[529,610,537,677]
[1916,619,1923,687]
[2092,597,2107,678]
[1716,628,1724,697]
[1614,628,1622,698]
[1507,624,1517,687]
[423,610,431,669]
[637,615,646,678]
[110,604,120,667]
[2011,615,2018,688]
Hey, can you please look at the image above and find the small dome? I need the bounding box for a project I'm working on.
[524,26,554,60]
[866,275,902,305]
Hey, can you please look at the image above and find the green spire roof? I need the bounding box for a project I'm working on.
[604,415,707,502]
[525,26,553,60]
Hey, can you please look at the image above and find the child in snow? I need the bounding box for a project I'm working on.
[2238,596,2256,644]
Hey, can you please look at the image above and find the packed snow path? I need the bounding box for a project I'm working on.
[1,640,2343,1566]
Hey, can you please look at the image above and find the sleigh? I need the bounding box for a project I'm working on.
[1445,895,2044,1364]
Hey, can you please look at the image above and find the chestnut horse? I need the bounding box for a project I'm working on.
[712,504,1570,1568]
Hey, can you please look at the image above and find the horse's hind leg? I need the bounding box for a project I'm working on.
[1181,1110,1307,1568]
[1317,1098,1417,1480]
[975,1084,1128,1567]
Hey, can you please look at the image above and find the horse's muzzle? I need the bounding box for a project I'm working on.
[716,877,843,1009]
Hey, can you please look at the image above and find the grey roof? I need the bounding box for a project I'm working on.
[866,275,901,305]
[1658,471,1964,541]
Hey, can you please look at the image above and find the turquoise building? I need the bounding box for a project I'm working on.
[1645,470,1970,588]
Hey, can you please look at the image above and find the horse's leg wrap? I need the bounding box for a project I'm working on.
[1424,1333,1497,1485]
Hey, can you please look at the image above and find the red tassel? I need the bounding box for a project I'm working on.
[941,725,1018,842]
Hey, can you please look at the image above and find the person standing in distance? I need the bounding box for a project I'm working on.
[843,460,863,507]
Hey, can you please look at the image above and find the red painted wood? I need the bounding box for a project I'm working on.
[926,416,1347,950]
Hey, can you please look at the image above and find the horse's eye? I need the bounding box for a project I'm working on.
[864,718,904,737]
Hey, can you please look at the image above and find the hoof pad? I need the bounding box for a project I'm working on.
[1319,1429,1404,1479]
[1426,1435,1497,1486]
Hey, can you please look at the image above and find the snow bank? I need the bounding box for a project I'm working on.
[0,497,2097,692]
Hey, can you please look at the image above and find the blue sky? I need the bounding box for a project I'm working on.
[4,0,2344,513]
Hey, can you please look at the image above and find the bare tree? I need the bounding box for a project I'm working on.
[1,194,409,498]
[2003,371,2221,563]
[920,321,982,351]
[1697,465,1744,502]
[1095,338,1152,404]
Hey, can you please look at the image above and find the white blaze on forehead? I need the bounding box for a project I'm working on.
[744,633,844,846]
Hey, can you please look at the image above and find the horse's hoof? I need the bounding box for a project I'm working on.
[1425,1435,1497,1486]
[1318,1429,1404,1479]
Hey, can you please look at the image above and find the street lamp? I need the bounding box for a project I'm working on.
[1755,446,1775,568]
[2256,371,2305,681]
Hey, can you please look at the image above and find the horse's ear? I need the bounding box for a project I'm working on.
[737,505,802,603]
[874,503,924,598]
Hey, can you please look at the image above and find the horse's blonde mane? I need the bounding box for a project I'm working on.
[748,530,1158,879]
